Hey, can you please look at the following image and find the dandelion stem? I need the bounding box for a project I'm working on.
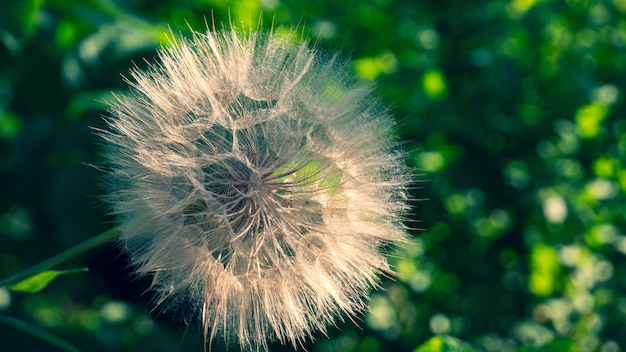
[0,226,122,288]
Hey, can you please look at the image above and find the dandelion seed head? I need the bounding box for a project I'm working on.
[101,26,411,350]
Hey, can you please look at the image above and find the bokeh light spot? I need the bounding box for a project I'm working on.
[416,28,439,50]
[542,195,568,224]
[529,244,560,297]
[429,313,451,335]
[0,287,11,309]
[575,103,609,138]
[101,301,133,324]
[422,69,447,100]
[0,112,21,139]
[0,206,33,240]
[366,294,397,331]
[416,151,446,172]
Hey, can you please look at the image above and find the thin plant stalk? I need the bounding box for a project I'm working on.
[0,226,122,288]
[0,315,81,352]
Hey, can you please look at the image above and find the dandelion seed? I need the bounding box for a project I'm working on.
[100,25,411,350]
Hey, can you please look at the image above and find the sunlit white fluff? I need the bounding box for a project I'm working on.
[101,26,410,350]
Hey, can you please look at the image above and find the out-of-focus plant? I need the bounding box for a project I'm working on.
[1,0,626,351]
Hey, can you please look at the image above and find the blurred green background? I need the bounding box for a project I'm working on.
[1,0,626,351]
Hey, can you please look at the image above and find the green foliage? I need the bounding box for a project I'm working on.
[1,0,626,351]
[519,338,583,352]
[414,335,476,352]
[0,0,44,40]
[9,268,88,293]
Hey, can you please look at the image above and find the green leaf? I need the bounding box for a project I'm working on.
[414,335,477,352]
[9,268,88,293]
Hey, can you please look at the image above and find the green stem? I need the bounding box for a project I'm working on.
[0,315,81,352]
[0,226,122,288]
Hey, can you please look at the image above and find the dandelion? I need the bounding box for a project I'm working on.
[100,26,410,350]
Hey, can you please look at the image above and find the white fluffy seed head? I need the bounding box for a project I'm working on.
[101,27,411,350]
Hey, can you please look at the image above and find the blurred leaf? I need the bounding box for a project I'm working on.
[519,338,583,352]
[9,268,88,293]
[575,103,609,139]
[414,335,476,352]
[0,110,21,140]
[508,0,539,17]
[354,57,383,80]
[528,244,560,296]
[66,90,118,121]
[0,0,44,40]
[0,315,80,352]
[422,69,447,101]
